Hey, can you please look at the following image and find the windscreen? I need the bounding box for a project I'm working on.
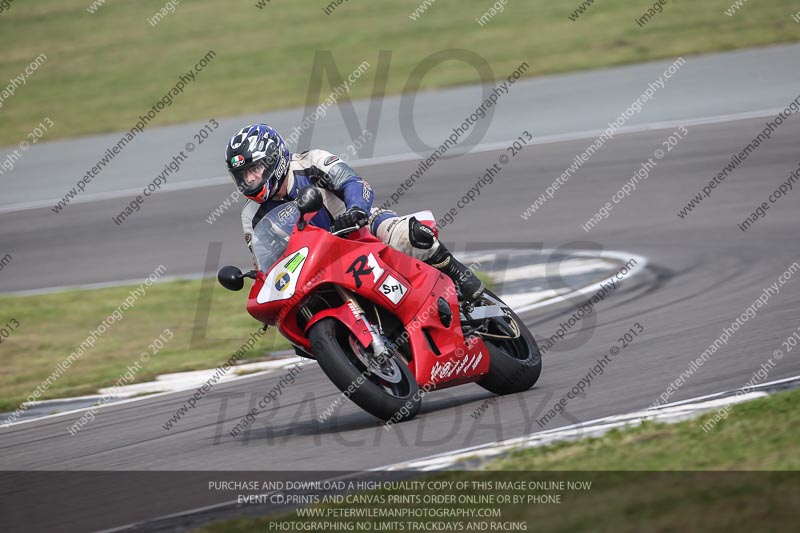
[251,202,301,272]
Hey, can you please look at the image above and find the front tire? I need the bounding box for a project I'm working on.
[308,318,421,422]
[475,289,542,395]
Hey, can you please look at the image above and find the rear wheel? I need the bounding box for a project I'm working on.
[473,289,542,395]
[308,317,421,422]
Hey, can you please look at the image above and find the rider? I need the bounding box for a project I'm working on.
[225,123,484,302]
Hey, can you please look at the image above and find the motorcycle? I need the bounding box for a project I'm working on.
[217,186,541,422]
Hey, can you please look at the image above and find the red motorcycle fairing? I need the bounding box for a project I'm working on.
[245,221,490,389]
[303,304,374,349]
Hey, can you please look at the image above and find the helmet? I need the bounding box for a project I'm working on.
[225,124,290,202]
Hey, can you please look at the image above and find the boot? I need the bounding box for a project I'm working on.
[425,244,485,303]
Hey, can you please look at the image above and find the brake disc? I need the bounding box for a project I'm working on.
[348,336,402,383]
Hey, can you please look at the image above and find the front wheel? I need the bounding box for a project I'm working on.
[474,289,542,395]
[308,317,421,422]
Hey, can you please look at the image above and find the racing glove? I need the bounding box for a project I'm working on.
[332,207,368,233]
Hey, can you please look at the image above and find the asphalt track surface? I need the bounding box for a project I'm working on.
[2,110,800,530]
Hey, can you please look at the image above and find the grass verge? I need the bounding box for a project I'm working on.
[1,0,799,145]
[0,277,288,412]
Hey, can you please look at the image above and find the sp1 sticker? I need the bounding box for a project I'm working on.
[377,274,408,305]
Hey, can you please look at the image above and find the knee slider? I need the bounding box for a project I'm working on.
[408,217,435,249]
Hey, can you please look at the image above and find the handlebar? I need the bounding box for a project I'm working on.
[329,218,368,237]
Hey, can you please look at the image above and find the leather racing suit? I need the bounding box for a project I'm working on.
[241,149,438,268]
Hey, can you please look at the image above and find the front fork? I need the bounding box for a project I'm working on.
[334,286,391,363]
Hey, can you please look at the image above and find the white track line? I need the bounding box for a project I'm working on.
[2,272,210,298]
[0,106,786,215]
[509,250,646,314]
[0,358,311,430]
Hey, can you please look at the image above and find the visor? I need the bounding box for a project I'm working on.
[231,159,271,196]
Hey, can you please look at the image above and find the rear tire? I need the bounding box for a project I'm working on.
[475,289,542,395]
[309,318,421,422]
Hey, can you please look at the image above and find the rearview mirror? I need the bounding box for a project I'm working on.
[217,265,245,291]
[297,186,323,215]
